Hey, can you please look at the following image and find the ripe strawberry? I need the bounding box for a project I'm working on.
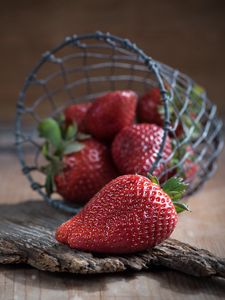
[182,146,199,183]
[38,118,117,204]
[138,87,184,138]
[138,87,163,126]
[84,90,137,141]
[166,145,199,184]
[54,139,117,203]
[159,144,199,184]
[112,123,172,178]
[64,102,92,132]
[184,160,198,182]
[56,175,188,254]
[138,84,205,140]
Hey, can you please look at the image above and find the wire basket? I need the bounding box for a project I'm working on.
[15,31,224,213]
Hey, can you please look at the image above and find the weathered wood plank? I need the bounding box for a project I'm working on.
[0,200,224,277]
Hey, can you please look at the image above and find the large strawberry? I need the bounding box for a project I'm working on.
[112,123,172,177]
[84,90,137,141]
[56,175,188,254]
[38,118,117,204]
[64,102,91,132]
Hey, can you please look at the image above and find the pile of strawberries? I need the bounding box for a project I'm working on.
[38,88,192,254]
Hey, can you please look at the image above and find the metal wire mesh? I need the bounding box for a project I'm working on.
[15,31,224,213]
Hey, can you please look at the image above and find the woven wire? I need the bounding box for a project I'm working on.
[15,31,224,213]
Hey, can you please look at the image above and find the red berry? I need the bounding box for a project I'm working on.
[56,174,178,254]
[64,102,91,132]
[112,124,172,177]
[84,90,137,141]
[138,88,163,126]
[183,146,199,182]
[166,146,199,184]
[138,88,185,138]
[54,139,117,204]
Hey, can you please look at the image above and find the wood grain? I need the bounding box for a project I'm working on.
[0,138,225,299]
[0,200,224,277]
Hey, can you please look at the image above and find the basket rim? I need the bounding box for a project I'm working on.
[15,31,173,213]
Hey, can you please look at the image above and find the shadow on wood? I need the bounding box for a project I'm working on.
[1,265,225,297]
[0,200,224,277]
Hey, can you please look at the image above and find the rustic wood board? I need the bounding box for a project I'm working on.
[0,200,224,277]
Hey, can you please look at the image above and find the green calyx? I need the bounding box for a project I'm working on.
[38,118,63,154]
[38,116,90,196]
[148,174,190,213]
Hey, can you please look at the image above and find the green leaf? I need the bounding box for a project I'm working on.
[162,177,187,201]
[41,142,49,158]
[147,174,159,185]
[45,167,55,196]
[64,142,85,155]
[38,118,62,151]
[76,132,91,140]
[43,157,64,196]
[51,156,64,173]
[191,84,205,98]
[65,123,77,141]
[173,202,191,213]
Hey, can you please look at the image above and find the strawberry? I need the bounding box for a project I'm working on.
[182,146,199,183]
[38,118,117,204]
[54,139,117,203]
[138,87,163,127]
[138,87,184,137]
[64,102,91,132]
[137,85,205,140]
[161,144,200,184]
[84,90,137,141]
[56,175,188,254]
[167,145,199,184]
[112,123,172,178]
[184,159,198,182]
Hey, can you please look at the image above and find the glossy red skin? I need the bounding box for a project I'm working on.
[54,139,117,204]
[138,88,163,126]
[84,90,137,141]
[184,160,198,182]
[56,174,178,254]
[112,124,172,178]
[138,88,184,138]
[64,102,92,132]
[183,146,199,182]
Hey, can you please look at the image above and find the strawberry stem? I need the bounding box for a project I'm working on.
[148,174,189,214]
[162,177,189,213]
[173,202,191,213]
[38,117,86,197]
[147,174,159,185]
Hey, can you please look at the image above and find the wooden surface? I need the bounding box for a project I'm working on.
[0,133,225,299]
[1,201,224,277]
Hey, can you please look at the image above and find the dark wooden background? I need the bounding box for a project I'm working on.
[0,0,225,127]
